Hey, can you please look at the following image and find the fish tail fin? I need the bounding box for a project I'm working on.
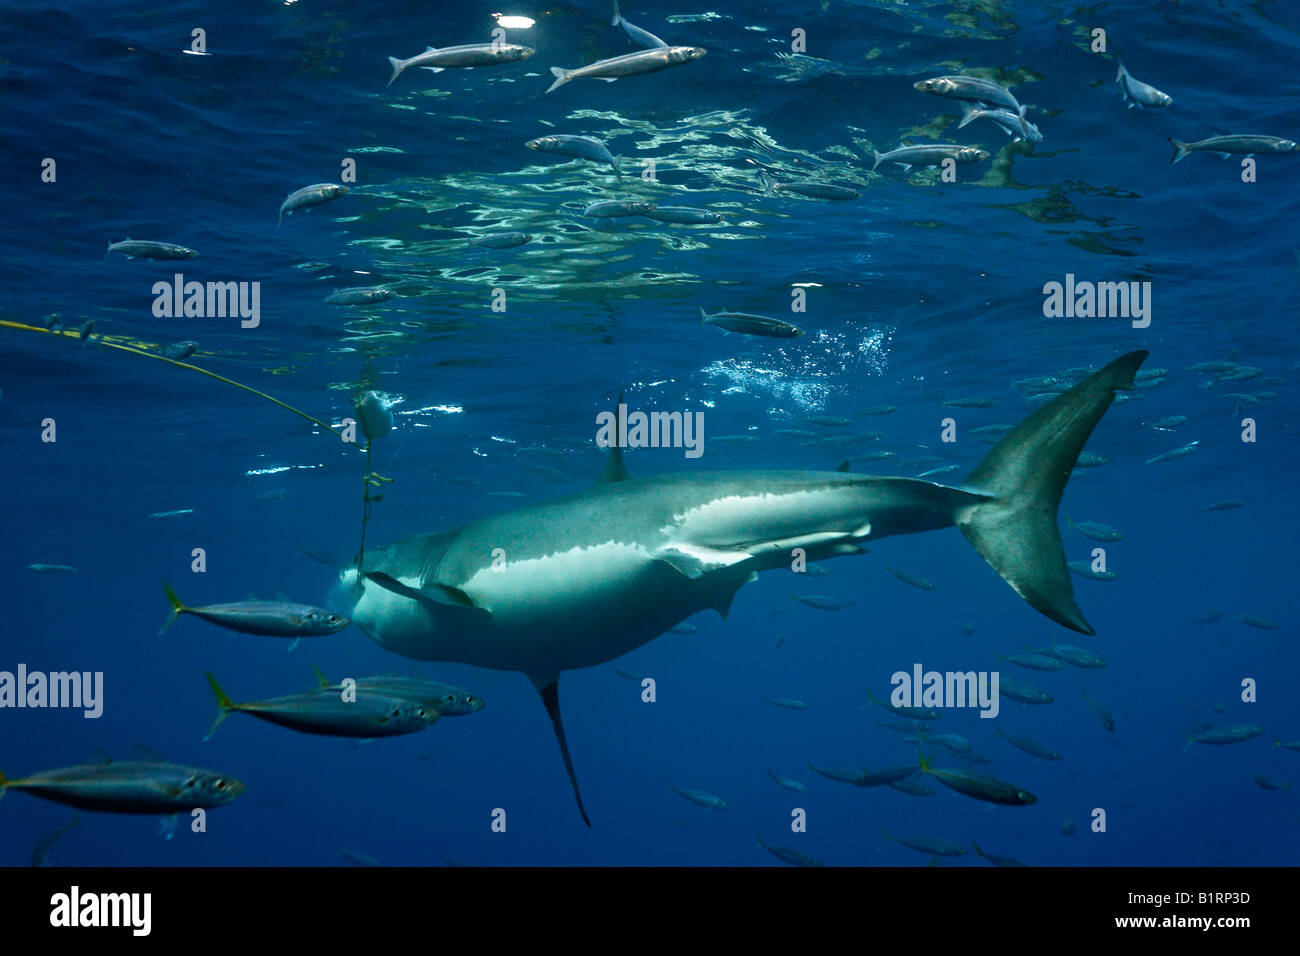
[103,241,112,264]
[956,351,1147,635]
[699,307,709,326]
[957,103,979,129]
[1169,138,1190,165]
[611,0,621,26]
[203,671,237,741]
[871,149,883,172]
[1116,60,1126,81]
[880,826,892,841]
[311,666,331,690]
[972,841,984,857]
[917,749,930,771]
[613,155,622,179]
[387,56,403,87]
[532,674,591,827]
[757,171,772,193]
[159,580,187,635]
[546,67,572,94]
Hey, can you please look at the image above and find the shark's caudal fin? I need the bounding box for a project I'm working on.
[957,350,1148,635]
[531,674,591,827]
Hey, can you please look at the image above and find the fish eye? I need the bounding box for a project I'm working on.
[214,778,227,790]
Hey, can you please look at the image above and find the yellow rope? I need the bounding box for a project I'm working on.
[0,317,349,441]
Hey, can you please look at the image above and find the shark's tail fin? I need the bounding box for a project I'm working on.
[386,56,404,87]
[1169,138,1191,165]
[611,0,622,26]
[957,351,1148,635]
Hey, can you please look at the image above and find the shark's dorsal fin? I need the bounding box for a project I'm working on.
[531,673,591,827]
[836,460,851,472]
[595,390,632,485]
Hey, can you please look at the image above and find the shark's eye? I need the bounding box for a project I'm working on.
[214,779,227,790]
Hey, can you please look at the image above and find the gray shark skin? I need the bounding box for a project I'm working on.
[337,351,1148,825]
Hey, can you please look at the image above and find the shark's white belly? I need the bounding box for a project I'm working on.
[344,539,718,675]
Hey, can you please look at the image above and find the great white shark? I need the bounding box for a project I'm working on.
[337,350,1148,825]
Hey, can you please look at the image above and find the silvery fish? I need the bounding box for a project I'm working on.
[1000,678,1054,705]
[161,581,349,638]
[885,564,937,591]
[547,46,706,94]
[996,727,1063,760]
[1082,693,1115,731]
[917,754,1037,806]
[913,75,1028,131]
[756,832,823,867]
[1186,724,1264,746]
[805,761,867,785]
[881,828,968,857]
[767,769,808,792]
[0,761,244,814]
[763,696,809,710]
[1068,561,1117,581]
[325,287,392,306]
[791,593,854,610]
[972,842,1028,867]
[205,672,441,739]
[1066,517,1124,541]
[471,232,531,249]
[1116,61,1173,109]
[314,670,484,716]
[278,183,349,227]
[670,784,728,809]
[958,103,1042,143]
[387,43,534,86]
[583,200,654,218]
[701,308,804,338]
[104,239,197,262]
[872,144,988,172]
[612,0,668,51]
[1169,135,1297,165]
[527,134,621,177]
[642,206,723,224]
[1146,441,1199,464]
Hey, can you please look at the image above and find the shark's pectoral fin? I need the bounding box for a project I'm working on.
[530,673,591,828]
[655,543,752,579]
[363,572,492,625]
[709,572,758,619]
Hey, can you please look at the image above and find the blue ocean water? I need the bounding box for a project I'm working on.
[1,0,1297,867]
